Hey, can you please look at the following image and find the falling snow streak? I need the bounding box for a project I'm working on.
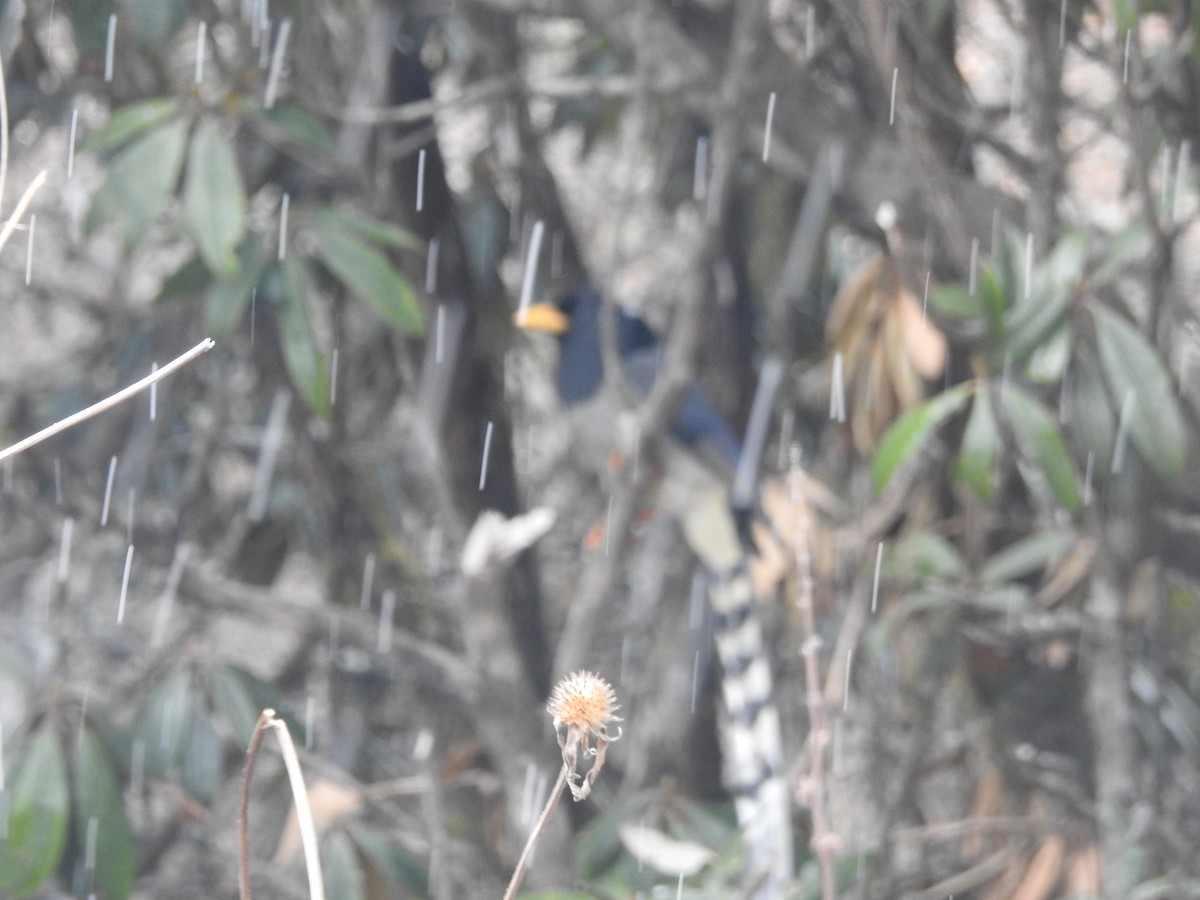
[968,237,979,296]
[843,648,853,712]
[416,148,426,212]
[67,109,78,178]
[101,455,118,526]
[117,544,134,624]
[479,421,494,491]
[515,220,546,326]
[425,237,440,293]
[435,305,446,363]
[1123,30,1132,85]
[24,213,34,285]
[693,135,709,201]
[278,192,289,260]
[126,489,135,544]
[762,92,777,162]
[195,22,207,83]
[1084,451,1095,506]
[304,695,315,750]
[329,347,339,406]
[104,15,116,82]
[360,552,375,611]
[889,69,898,125]
[871,542,884,613]
[829,352,846,423]
[85,816,98,878]
[377,589,396,655]
[264,18,292,108]
[1059,0,1068,49]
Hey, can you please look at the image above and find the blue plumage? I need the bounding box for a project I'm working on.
[553,288,742,469]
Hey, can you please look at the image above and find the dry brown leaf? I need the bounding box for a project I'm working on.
[1063,843,1101,895]
[1035,538,1095,609]
[826,254,887,342]
[274,778,363,863]
[897,286,948,379]
[964,768,1005,858]
[1011,833,1065,900]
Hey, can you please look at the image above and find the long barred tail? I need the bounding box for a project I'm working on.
[661,454,793,896]
[710,563,793,896]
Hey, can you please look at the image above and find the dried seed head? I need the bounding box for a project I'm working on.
[547,670,620,734]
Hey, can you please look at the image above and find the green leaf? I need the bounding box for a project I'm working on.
[893,533,968,581]
[1092,223,1147,286]
[73,729,136,900]
[1001,384,1080,511]
[243,103,337,154]
[955,382,998,501]
[323,831,367,900]
[183,119,247,276]
[872,382,974,494]
[210,665,262,746]
[346,823,430,896]
[133,668,196,778]
[1003,232,1086,358]
[181,713,222,806]
[979,530,1077,585]
[1093,305,1186,479]
[1025,324,1072,384]
[1070,347,1116,473]
[0,723,69,894]
[977,264,1007,339]
[87,118,189,247]
[207,236,265,338]
[275,257,331,414]
[81,98,179,153]
[126,0,189,48]
[931,283,981,318]
[316,207,422,251]
[158,255,211,304]
[308,216,423,333]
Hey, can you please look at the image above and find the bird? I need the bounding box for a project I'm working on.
[517,287,793,897]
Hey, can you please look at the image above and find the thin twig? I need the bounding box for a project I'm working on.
[238,712,271,900]
[501,764,568,900]
[0,337,215,463]
[788,448,837,900]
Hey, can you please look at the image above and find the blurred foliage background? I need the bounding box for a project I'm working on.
[2,0,1200,897]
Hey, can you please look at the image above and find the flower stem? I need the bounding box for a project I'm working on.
[502,764,568,900]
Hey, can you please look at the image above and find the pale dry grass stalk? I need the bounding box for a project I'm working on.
[788,447,839,899]
[238,709,326,900]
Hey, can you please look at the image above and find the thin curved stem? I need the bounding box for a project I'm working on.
[502,764,568,900]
